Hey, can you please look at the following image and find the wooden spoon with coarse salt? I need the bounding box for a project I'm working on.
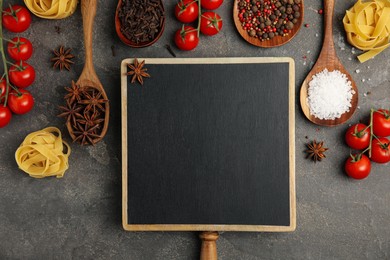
[300,0,358,126]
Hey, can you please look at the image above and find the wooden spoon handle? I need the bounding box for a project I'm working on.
[322,0,335,54]
[199,232,219,260]
[81,0,97,75]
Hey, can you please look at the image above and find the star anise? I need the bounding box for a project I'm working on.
[77,110,104,131]
[58,99,83,126]
[306,140,328,162]
[64,81,83,104]
[72,123,101,145]
[126,58,150,85]
[78,88,108,113]
[51,46,75,71]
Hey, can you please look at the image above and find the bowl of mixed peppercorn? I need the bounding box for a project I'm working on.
[233,0,304,47]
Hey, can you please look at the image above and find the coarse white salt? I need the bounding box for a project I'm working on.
[307,69,355,120]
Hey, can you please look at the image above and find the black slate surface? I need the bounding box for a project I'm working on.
[126,62,291,226]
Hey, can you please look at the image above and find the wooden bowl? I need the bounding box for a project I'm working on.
[115,0,165,48]
[233,0,304,48]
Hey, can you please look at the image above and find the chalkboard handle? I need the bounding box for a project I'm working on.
[199,231,219,260]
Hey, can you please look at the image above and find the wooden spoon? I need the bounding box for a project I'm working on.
[299,0,358,126]
[115,0,165,48]
[233,0,304,48]
[66,0,110,143]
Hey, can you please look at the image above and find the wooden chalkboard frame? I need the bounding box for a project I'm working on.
[121,57,296,232]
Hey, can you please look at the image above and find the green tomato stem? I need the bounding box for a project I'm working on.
[0,0,11,107]
[368,108,375,158]
[197,0,201,37]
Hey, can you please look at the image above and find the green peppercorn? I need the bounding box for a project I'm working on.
[269,32,275,38]
[252,6,258,12]
[292,18,298,24]
[265,19,271,26]
[288,0,294,4]
[249,29,256,37]
[279,6,286,13]
[286,7,293,14]
[286,21,294,30]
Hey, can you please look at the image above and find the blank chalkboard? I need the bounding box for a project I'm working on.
[121,58,296,232]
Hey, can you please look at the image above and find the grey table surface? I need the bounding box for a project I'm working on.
[1,0,389,259]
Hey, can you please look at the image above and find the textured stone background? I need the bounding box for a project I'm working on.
[0,0,389,259]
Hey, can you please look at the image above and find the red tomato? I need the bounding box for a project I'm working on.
[345,154,371,180]
[0,79,7,99]
[9,61,35,88]
[201,0,223,10]
[7,89,34,115]
[0,105,12,128]
[174,26,199,51]
[2,5,31,33]
[372,109,390,137]
[200,12,223,36]
[7,37,33,61]
[370,137,390,163]
[345,123,370,150]
[175,0,199,23]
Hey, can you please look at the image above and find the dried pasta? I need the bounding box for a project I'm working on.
[15,127,71,178]
[343,0,390,63]
[24,0,78,19]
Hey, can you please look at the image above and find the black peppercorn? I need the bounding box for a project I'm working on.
[292,18,298,24]
[265,19,271,26]
[269,32,275,38]
[249,29,256,37]
[294,12,300,18]
[252,6,258,12]
[286,21,294,30]
[279,6,286,13]
[262,33,268,39]
[286,7,293,14]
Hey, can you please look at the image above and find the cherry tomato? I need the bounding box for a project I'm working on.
[201,0,223,10]
[7,89,34,115]
[345,154,371,180]
[174,26,199,51]
[0,105,12,128]
[372,109,390,137]
[345,123,370,150]
[0,79,7,100]
[175,0,199,23]
[7,37,33,61]
[200,12,223,36]
[370,137,390,164]
[2,5,31,33]
[9,61,35,88]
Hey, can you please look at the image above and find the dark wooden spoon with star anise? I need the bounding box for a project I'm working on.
[66,0,109,145]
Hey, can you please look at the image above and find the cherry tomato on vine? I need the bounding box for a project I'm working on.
[200,12,223,36]
[9,61,35,88]
[201,0,223,10]
[370,137,390,164]
[344,154,371,180]
[7,37,33,61]
[7,89,34,115]
[174,26,199,51]
[345,123,370,150]
[0,105,12,128]
[372,109,390,137]
[2,5,31,33]
[0,79,7,99]
[175,0,199,23]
